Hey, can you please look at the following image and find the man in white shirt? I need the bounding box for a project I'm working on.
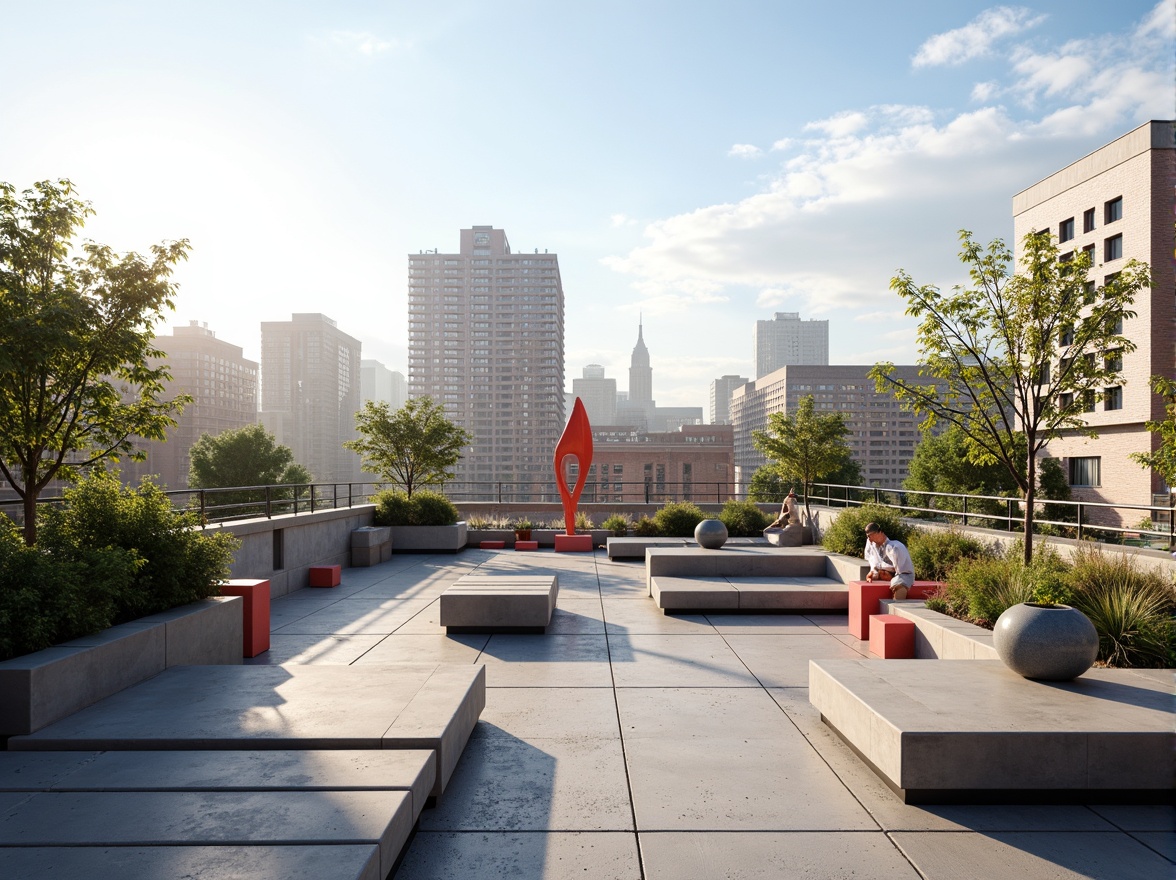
[863,522,915,599]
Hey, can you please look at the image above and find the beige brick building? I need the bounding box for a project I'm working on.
[1012,121,1175,524]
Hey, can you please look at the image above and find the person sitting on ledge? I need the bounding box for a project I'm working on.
[863,522,915,599]
[765,488,799,530]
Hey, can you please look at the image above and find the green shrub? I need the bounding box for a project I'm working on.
[40,472,236,623]
[907,528,996,581]
[720,500,771,537]
[936,544,1069,627]
[372,489,458,527]
[575,511,594,530]
[601,514,632,536]
[654,501,706,537]
[1066,546,1176,668]
[820,504,911,557]
[632,515,660,537]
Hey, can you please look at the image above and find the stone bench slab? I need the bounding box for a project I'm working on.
[440,575,559,632]
[809,658,1176,803]
[9,664,485,800]
[0,845,381,880]
[606,538,688,559]
[650,576,739,610]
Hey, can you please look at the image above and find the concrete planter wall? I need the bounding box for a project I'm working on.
[878,599,999,660]
[388,522,468,553]
[0,597,242,737]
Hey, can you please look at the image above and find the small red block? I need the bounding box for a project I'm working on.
[308,564,341,587]
[480,540,506,549]
[554,534,593,552]
[220,579,271,657]
[514,540,539,551]
[869,613,915,659]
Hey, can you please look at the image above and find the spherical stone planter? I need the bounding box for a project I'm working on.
[993,602,1099,681]
[694,519,728,550]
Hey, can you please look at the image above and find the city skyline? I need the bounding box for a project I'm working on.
[1,1,1171,409]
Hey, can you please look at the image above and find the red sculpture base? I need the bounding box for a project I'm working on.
[555,534,593,553]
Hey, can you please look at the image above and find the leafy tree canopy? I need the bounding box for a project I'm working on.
[871,230,1148,563]
[753,395,855,521]
[1130,376,1176,494]
[345,397,472,497]
[188,423,311,489]
[0,180,190,544]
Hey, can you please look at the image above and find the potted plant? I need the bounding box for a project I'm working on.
[992,574,1098,681]
[513,520,533,542]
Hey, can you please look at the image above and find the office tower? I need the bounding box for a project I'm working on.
[122,321,258,489]
[260,313,362,483]
[730,365,933,493]
[572,364,617,427]
[629,321,653,404]
[361,359,406,411]
[754,312,829,378]
[408,226,565,497]
[710,374,749,424]
[1012,120,1175,524]
[581,424,734,503]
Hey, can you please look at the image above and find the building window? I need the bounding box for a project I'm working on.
[1104,349,1122,371]
[1104,197,1122,224]
[1104,235,1122,261]
[1059,392,1074,410]
[1059,324,1074,346]
[1104,387,1122,411]
[1083,207,1096,233]
[1069,457,1101,487]
[1058,218,1074,243]
[1082,244,1095,264]
[1081,390,1095,413]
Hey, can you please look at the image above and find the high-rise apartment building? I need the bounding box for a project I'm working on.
[360,359,406,411]
[572,364,617,427]
[754,312,829,378]
[730,365,935,493]
[577,424,734,503]
[1012,120,1175,522]
[260,313,362,483]
[408,226,564,496]
[122,321,258,489]
[710,374,749,424]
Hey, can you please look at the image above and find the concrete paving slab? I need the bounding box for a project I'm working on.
[352,633,487,665]
[475,687,621,740]
[271,598,433,634]
[545,598,607,633]
[0,751,102,789]
[725,633,868,687]
[1088,804,1176,831]
[244,633,385,665]
[892,830,1175,880]
[809,660,1176,801]
[704,613,823,633]
[398,831,641,878]
[0,845,381,880]
[420,733,634,831]
[1130,831,1176,862]
[602,598,715,634]
[803,612,853,633]
[478,635,614,687]
[608,634,760,687]
[640,831,920,879]
[0,790,411,876]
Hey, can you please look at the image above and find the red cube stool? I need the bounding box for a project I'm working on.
[869,614,915,659]
[219,579,271,657]
[514,540,539,551]
[480,541,506,549]
[850,580,943,640]
[308,564,341,588]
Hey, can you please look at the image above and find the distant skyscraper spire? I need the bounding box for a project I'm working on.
[629,320,652,404]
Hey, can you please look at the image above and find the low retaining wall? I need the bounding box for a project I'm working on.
[878,599,998,660]
[0,597,242,737]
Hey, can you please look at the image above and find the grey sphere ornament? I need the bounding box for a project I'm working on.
[993,603,1099,681]
[694,519,728,549]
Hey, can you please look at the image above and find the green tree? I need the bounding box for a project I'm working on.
[748,456,861,504]
[0,180,190,544]
[345,397,472,497]
[753,395,854,523]
[188,423,312,515]
[871,230,1147,563]
[1130,376,1176,494]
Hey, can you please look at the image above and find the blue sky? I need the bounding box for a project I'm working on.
[2,1,1172,410]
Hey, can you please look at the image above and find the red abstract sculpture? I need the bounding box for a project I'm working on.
[554,398,594,538]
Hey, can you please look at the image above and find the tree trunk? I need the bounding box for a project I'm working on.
[22,489,36,546]
[1022,454,1036,565]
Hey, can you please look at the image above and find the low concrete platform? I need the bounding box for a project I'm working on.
[650,576,850,611]
[9,664,485,799]
[440,575,559,632]
[606,537,688,559]
[809,659,1176,804]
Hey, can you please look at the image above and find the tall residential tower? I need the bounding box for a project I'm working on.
[754,312,829,378]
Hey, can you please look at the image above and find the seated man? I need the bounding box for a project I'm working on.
[863,522,915,599]
[765,489,799,530]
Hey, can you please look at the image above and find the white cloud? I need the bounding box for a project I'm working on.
[328,30,406,56]
[1137,0,1176,40]
[804,111,869,138]
[912,6,1045,68]
[728,143,762,158]
[971,81,999,102]
[610,213,638,227]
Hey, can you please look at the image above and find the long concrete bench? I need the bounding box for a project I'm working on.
[0,749,435,879]
[606,536,765,559]
[645,547,869,612]
[9,663,485,801]
[440,575,559,632]
[809,658,1175,804]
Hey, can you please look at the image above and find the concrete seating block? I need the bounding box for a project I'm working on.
[479,540,506,549]
[809,659,1176,803]
[605,537,688,559]
[877,600,999,660]
[309,564,342,587]
[650,576,739,610]
[350,527,392,567]
[440,575,559,632]
[868,614,915,658]
[219,579,271,657]
[514,540,539,551]
[554,533,594,552]
[729,578,850,611]
[389,523,467,553]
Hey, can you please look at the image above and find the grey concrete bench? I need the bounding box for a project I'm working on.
[440,575,559,632]
[607,537,689,559]
[351,526,392,566]
[645,547,868,612]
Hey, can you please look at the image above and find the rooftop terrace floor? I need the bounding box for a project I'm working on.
[245,546,1173,879]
